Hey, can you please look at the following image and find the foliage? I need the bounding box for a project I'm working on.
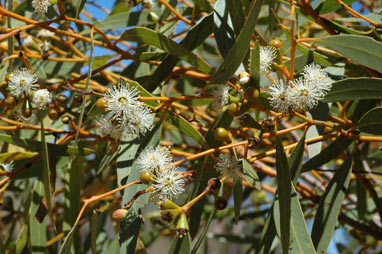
[0,0,382,253]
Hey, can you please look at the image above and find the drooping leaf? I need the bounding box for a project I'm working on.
[214,0,235,57]
[233,180,243,224]
[29,180,47,254]
[168,233,192,254]
[242,158,261,190]
[289,134,306,185]
[323,78,382,102]
[311,157,352,253]
[317,35,382,73]
[210,0,264,84]
[356,106,382,135]
[275,136,291,254]
[0,133,94,156]
[302,138,353,172]
[119,27,213,74]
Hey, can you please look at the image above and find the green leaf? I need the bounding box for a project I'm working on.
[119,123,162,253]
[15,223,28,254]
[250,41,260,90]
[290,185,317,254]
[256,204,277,254]
[311,157,352,253]
[165,111,208,149]
[144,13,214,91]
[39,112,53,229]
[233,180,243,224]
[29,179,47,254]
[0,133,94,156]
[90,211,98,254]
[191,208,216,254]
[210,0,264,84]
[275,136,291,254]
[356,106,382,135]
[289,134,306,186]
[119,27,213,74]
[242,158,261,190]
[317,35,382,73]
[323,78,382,102]
[226,0,245,35]
[302,138,353,172]
[168,233,192,254]
[354,154,367,220]
[214,0,235,57]
[63,157,83,251]
[91,55,114,69]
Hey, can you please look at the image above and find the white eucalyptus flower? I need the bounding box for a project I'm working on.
[260,46,277,74]
[216,154,241,185]
[153,167,185,200]
[210,85,230,112]
[37,29,54,39]
[32,89,52,109]
[32,0,51,13]
[301,63,333,94]
[136,146,173,172]
[7,68,39,98]
[39,40,51,55]
[105,84,140,119]
[289,78,323,112]
[105,82,154,137]
[123,103,154,136]
[268,79,292,113]
[23,36,34,47]
[142,0,153,9]
[97,115,125,140]
[0,161,15,172]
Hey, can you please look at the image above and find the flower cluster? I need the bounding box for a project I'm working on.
[32,0,51,14]
[98,81,154,139]
[137,146,185,200]
[268,63,333,113]
[216,153,241,185]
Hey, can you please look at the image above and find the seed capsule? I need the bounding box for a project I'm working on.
[22,108,32,118]
[214,127,230,142]
[96,97,108,112]
[228,103,242,117]
[112,209,128,221]
[269,38,283,49]
[140,170,154,185]
[48,109,59,120]
[215,196,228,210]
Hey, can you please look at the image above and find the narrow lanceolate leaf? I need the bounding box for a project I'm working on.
[302,138,353,172]
[290,185,317,254]
[275,137,291,254]
[0,133,94,156]
[257,204,277,254]
[250,41,261,90]
[289,134,306,185]
[233,180,243,224]
[317,35,382,73]
[311,157,352,253]
[214,0,235,57]
[144,13,214,91]
[323,78,382,102]
[39,112,53,227]
[242,159,261,190]
[210,0,264,84]
[356,106,382,135]
[119,27,214,74]
[29,180,47,254]
[168,233,192,254]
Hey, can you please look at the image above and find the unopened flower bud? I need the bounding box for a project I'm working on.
[112,209,128,221]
